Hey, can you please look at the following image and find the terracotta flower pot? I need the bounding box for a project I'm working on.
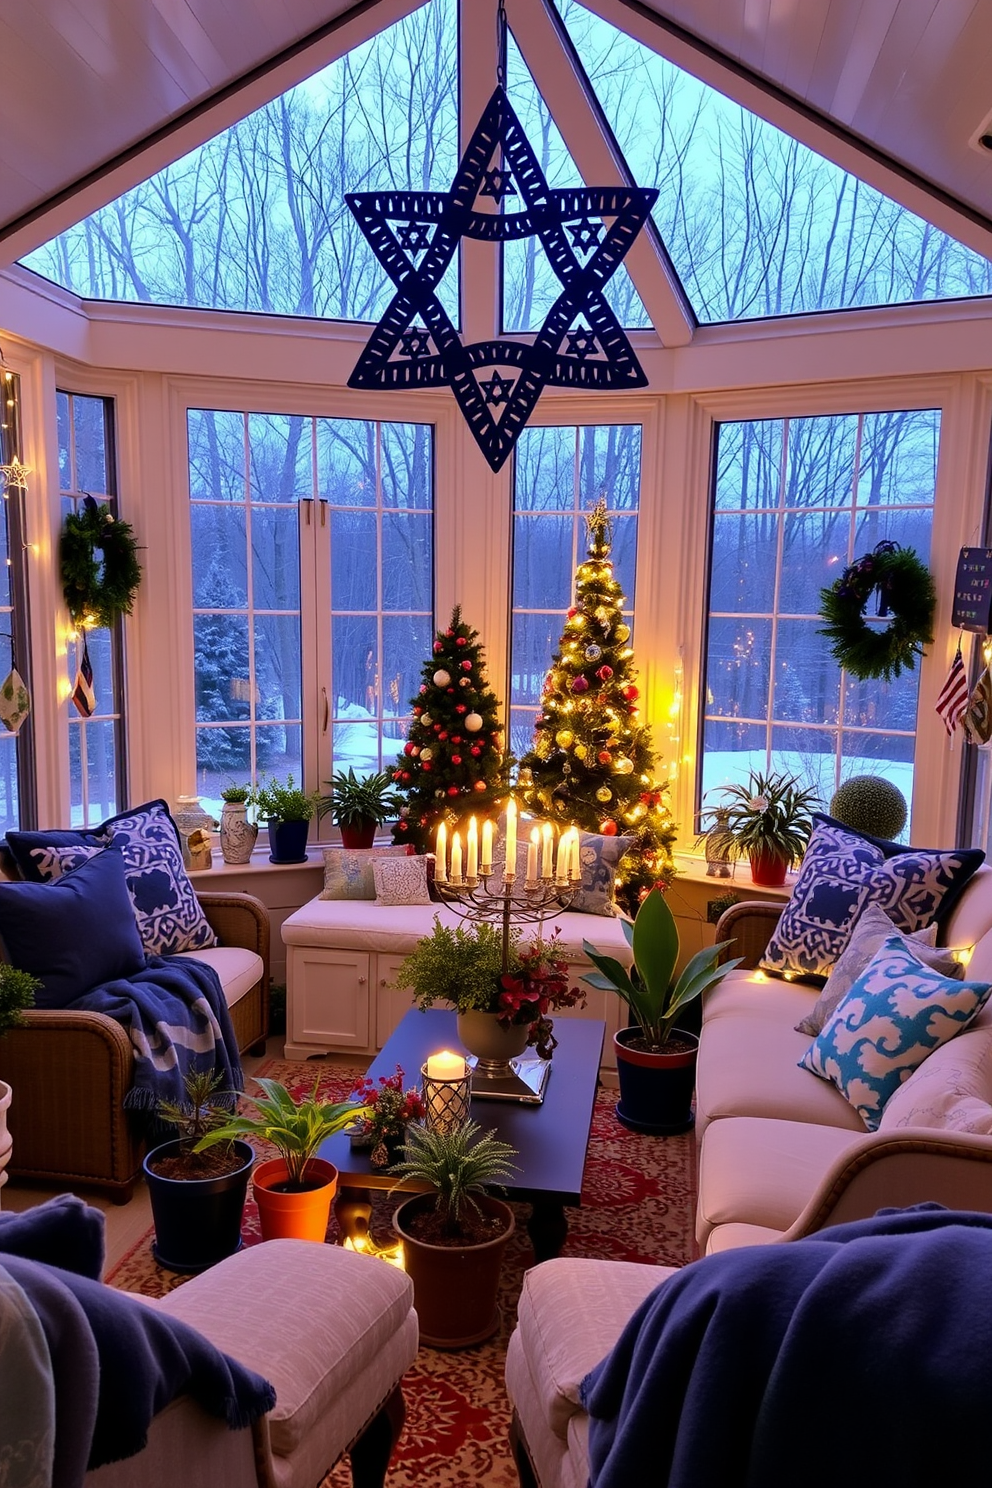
[251,1156,338,1242]
[614,1027,699,1135]
[393,1191,514,1349]
[749,848,789,887]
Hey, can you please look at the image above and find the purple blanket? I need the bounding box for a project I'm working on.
[581,1206,992,1488]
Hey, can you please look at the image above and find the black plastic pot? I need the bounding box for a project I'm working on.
[143,1139,254,1273]
[267,818,310,863]
[614,1028,698,1135]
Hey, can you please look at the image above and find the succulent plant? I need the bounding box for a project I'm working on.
[829,774,908,841]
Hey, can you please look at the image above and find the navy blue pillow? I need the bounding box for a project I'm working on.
[0,848,145,1008]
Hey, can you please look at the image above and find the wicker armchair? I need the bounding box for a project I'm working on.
[714,899,785,969]
[0,892,270,1204]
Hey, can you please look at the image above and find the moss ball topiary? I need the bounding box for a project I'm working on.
[829,775,908,841]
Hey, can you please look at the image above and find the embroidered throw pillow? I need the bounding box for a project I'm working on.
[798,937,992,1130]
[762,814,983,983]
[7,800,216,957]
[320,845,411,901]
[878,1030,992,1135]
[373,855,432,906]
[0,848,146,1008]
[570,830,635,916]
[794,903,962,1036]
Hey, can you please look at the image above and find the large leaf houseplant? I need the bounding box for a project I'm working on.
[583,887,741,1134]
[319,768,404,848]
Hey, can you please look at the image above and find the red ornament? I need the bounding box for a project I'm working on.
[596,665,614,682]
[404,742,415,755]
[446,785,460,797]
[396,820,408,833]
[451,755,462,765]
[473,779,487,792]
[461,660,472,671]
[470,746,482,757]
[392,771,403,782]
[438,731,448,740]
[433,641,443,654]
[600,819,618,835]
[597,750,612,765]
[422,763,432,772]
[451,735,462,744]
[446,629,454,636]
[413,705,423,714]
[567,607,579,618]
[572,676,589,694]
[400,771,411,782]
[455,705,467,714]
[622,685,639,701]
[447,688,455,695]
[456,636,467,647]
[419,685,427,694]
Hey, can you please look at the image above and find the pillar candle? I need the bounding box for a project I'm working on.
[570,827,581,882]
[481,819,494,875]
[426,1049,466,1080]
[541,822,554,880]
[526,826,540,883]
[435,821,447,882]
[451,831,463,885]
[505,797,517,880]
[467,816,478,879]
[555,828,569,886]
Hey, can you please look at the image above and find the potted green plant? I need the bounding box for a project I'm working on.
[318,767,404,848]
[219,782,259,865]
[582,887,741,1134]
[0,965,40,1197]
[142,1070,254,1273]
[196,1076,369,1242]
[396,919,585,1070]
[251,774,320,864]
[709,768,819,886]
[390,1119,518,1348]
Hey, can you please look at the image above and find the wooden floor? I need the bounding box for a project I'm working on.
[0,1038,373,1272]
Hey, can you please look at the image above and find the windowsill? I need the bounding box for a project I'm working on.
[187,837,396,877]
[672,852,795,896]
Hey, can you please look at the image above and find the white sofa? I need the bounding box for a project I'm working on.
[505,862,992,1488]
[281,897,631,1066]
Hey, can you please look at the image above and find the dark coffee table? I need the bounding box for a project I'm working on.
[319,1008,605,1262]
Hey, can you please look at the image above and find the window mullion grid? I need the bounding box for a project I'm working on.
[375,422,384,771]
[833,414,865,798]
[765,418,789,773]
[242,415,258,784]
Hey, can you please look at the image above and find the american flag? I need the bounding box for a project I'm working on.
[71,637,96,719]
[935,644,969,736]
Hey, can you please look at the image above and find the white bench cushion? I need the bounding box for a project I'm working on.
[174,946,263,1008]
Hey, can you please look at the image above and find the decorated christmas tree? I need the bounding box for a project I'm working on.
[516,500,677,910]
[391,606,506,853]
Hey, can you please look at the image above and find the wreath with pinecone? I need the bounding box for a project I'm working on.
[818,541,935,682]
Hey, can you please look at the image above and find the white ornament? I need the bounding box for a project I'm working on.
[421,714,432,727]
[464,712,484,732]
[460,677,471,687]
[433,669,451,687]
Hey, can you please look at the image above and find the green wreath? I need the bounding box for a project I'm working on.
[60,496,142,629]
[818,541,935,682]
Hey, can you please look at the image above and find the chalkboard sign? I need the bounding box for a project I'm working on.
[953,548,992,632]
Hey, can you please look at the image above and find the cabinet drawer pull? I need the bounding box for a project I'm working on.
[380,977,388,986]
[358,976,367,985]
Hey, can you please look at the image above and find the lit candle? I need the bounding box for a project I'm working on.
[426,1049,467,1081]
[541,822,554,880]
[505,797,517,878]
[570,827,581,882]
[481,819,494,875]
[435,821,447,883]
[451,831,463,885]
[555,828,569,886]
[526,826,540,883]
[467,816,478,879]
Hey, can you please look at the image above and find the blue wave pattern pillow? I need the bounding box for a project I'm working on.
[799,936,992,1129]
[6,800,216,957]
[761,815,983,983]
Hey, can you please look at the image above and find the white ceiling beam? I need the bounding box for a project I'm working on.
[459,0,500,346]
[504,0,695,348]
[579,0,992,266]
[0,0,428,270]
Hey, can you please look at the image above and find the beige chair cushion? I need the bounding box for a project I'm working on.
[705,1222,788,1254]
[174,946,263,1007]
[695,1014,867,1137]
[940,864,992,950]
[697,1116,861,1245]
[150,1239,414,1458]
[702,970,819,1025]
[879,1027,992,1134]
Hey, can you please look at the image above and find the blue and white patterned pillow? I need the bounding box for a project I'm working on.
[6,801,216,957]
[571,831,635,916]
[799,936,992,1130]
[761,815,983,983]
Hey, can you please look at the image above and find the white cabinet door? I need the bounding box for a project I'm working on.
[286,947,371,1057]
[374,953,417,1050]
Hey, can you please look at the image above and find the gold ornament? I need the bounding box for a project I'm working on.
[555,730,574,748]
[615,624,630,642]
[574,743,587,761]
[615,757,634,774]
[596,785,612,802]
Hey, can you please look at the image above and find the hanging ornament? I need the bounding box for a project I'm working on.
[465,713,484,731]
[596,665,614,682]
[597,750,612,765]
[456,636,467,647]
[574,744,587,760]
[571,676,589,694]
[451,755,462,765]
[460,677,471,687]
[0,668,30,734]
[446,785,460,797]
[455,704,467,714]
[470,745,482,757]
[421,713,432,726]
[584,644,602,662]
[622,684,638,701]
[433,641,443,654]
[420,748,433,761]
[600,820,618,836]
[616,757,634,774]
[345,14,658,476]
[433,670,451,686]
[434,789,445,798]
[596,785,613,803]
[473,779,487,792]
[556,730,574,748]
[615,624,630,642]
[461,660,472,671]
[562,763,572,775]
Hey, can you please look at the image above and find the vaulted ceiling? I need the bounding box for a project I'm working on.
[3,0,992,270]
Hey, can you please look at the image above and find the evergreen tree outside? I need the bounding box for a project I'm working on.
[517,500,677,910]
[391,606,506,852]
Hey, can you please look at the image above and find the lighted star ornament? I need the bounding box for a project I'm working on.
[346,86,658,472]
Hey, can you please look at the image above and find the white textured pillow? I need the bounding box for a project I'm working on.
[373,855,432,906]
[879,1029,992,1134]
[320,845,409,901]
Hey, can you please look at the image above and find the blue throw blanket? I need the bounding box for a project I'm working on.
[581,1206,992,1488]
[70,954,243,1113]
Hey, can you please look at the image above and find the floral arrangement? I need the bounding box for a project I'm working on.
[496,931,586,1056]
[353,1065,426,1168]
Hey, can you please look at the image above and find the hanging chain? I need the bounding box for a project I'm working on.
[496,0,507,89]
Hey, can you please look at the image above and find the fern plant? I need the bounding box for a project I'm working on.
[390,1120,517,1239]
[0,965,40,1036]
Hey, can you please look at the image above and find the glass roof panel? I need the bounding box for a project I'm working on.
[555,0,992,322]
[20,0,458,324]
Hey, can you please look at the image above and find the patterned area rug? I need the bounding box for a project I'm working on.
[108,1058,698,1487]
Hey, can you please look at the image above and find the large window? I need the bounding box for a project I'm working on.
[57,391,127,826]
[702,410,940,829]
[509,424,640,760]
[0,369,33,833]
[188,412,433,817]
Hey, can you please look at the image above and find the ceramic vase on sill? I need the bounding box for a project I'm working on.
[220,802,258,865]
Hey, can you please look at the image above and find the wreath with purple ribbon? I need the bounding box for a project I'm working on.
[818,541,935,682]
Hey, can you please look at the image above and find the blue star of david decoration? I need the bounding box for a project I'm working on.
[397,222,433,253]
[346,85,658,472]
[567,216,603,253]
[399,330,431,358]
